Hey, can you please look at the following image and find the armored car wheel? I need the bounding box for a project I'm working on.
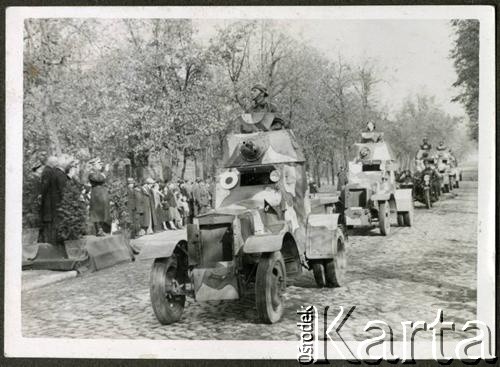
[324,231,346,287]
[312,262,326,288]
[150,256,186,325]
[378,201,391,236]
[424,189,432,209]
[256,251,286,324]
[397,213,405,226]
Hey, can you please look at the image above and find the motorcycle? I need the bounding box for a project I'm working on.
[414,169,439,209]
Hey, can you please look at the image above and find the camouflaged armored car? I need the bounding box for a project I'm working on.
[342,131,414,235]
[146,113,347,324]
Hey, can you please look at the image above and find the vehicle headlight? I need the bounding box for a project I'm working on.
[220,171,238,189]
[270,170,281,183]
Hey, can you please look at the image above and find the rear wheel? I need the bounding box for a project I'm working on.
[397,213,405,226]
[403,206,414,227]
[150,256,186,325]
[324,231,346,287]
[312,262,326,288]
[378,201,391,236]
[255,251,286,324]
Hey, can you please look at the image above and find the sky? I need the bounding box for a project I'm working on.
[193,19,465,118]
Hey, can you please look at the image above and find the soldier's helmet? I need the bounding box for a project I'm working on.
[251,83,269,97]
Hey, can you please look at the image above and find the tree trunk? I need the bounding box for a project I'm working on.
[330,159,335,185]
[181,150,188,180]
[315,160,321,188]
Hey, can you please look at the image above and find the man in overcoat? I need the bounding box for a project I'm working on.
[39,155,62,244]
[88,158,111,236]
[126,178,139,238]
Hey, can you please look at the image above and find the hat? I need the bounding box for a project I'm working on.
[31,162,43,172]
[251,83,269,97]
[145,177,155,185]
[88,157,101,165]
[127,177,135,184]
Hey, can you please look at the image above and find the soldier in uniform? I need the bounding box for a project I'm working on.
[436,140,448,152]
[420,137,432,151]
[337,166,348,191]
[246,83,279,114]
[241,83,289,132]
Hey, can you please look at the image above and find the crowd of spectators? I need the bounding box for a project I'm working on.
[126,176,215,238]
[29,151,217,244]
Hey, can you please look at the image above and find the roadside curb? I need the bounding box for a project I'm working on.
[22,270,78,292]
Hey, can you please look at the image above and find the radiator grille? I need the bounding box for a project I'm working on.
[200,224,233,266]
[347,188,367,208]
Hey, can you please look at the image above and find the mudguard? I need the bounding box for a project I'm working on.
[243,233,285,253]
[306,213,342,259]
[395,189,413,212]
[137,230,188,261]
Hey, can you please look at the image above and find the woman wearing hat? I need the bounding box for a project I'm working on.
[88,158,111,236]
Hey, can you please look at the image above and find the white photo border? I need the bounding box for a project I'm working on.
[4,5,496,359]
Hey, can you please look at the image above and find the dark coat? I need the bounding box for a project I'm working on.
[40,166,67,222]
[135,187,152,228]
[88,171,111,223]
[127,187,137,213]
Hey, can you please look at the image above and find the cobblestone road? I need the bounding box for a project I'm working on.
[22,182,477,341]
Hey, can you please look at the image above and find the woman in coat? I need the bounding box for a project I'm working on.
[88,158,111,236]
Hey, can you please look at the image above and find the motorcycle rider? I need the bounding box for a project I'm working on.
[421,158,440,198]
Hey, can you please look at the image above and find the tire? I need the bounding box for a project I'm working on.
[255,251,286,324]
[312,262,326,288]
[378,201,391,236]
[150,256,186,325]
[324,231,346,287]
[397,213,405,226]
[424,188,432,209]
[403,207,413,227]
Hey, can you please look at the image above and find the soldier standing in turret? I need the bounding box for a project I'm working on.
[246,83,279,114]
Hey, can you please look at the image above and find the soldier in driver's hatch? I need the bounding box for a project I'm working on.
[246,83,280,113]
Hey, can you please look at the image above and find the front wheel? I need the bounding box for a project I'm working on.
[150,256,186,325]
[378,201,391,236]
[424,188,432,209]
[255,251,286,324]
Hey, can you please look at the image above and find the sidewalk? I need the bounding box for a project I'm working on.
[22,270,78,292]
[22,229,185,291]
